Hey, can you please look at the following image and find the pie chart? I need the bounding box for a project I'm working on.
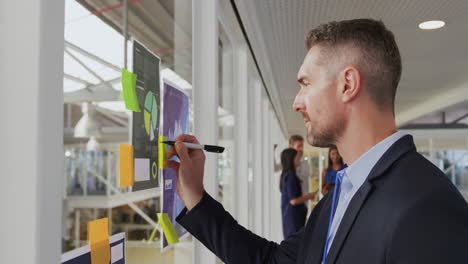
[143,91,159,141]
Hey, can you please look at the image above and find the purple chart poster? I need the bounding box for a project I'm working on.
[160,79,190,250]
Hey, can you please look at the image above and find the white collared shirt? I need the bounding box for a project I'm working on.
[325,131,408,254]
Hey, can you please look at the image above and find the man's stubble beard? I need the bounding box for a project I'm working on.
[306,117,345,148]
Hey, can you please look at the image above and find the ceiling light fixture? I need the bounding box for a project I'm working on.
[419,20,445,30]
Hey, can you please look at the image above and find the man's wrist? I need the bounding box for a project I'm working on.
[186,190,205,211]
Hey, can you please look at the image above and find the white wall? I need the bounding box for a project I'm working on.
[0,0,64,263]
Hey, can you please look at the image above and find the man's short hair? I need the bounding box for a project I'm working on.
[305,18,401,113]
[289,134,304,146]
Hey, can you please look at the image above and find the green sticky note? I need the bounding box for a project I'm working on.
[158,135,167,169]
[121,68,141,112]
[157,213,179,245]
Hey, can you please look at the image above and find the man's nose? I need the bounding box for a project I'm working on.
[292,93,304,112]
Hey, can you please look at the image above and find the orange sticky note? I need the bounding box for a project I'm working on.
[88,218,110,264]
[119,144,134,187]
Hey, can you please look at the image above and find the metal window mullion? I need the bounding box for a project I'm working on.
[192,1,219,263]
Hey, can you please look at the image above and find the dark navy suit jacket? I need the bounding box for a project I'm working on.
[176,135,468,263]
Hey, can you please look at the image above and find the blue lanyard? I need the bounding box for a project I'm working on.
[322,173,343,264]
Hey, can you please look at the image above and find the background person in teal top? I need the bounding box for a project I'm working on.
[321,145,345,195]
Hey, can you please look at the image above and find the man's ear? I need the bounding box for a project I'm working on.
[339,66,361,103]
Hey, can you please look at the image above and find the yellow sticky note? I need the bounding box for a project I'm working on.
[119,144,134,187]
[121,68,141,112]
[158,213,179,244]
[88,218,110,264]
[159,135,167,169]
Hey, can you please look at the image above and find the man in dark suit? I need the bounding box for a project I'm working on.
[165,18,468,263]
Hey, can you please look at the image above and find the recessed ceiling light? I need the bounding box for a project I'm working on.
[419,20,445,30]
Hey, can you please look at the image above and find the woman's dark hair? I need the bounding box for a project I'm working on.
[279,148,298,191]
[327,145,344,171]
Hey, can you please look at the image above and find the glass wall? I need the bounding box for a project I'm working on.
[217,25,235,211]
[423,149,468,192]
[62,1,286,263]
[63,0,193,263]
[247,59,257,230]
[412,136,468,202]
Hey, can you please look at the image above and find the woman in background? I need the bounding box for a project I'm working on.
[280,148,316,239]
[321,145,346,195]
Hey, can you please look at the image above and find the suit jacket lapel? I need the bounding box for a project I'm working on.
[325,135,416,264]
[325,182,373,264]
[304,193,334,264]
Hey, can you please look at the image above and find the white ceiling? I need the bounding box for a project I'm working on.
[234,0,468,137]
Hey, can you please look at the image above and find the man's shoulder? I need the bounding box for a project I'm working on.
[364,150,468,239]
[376,150,466,211]
[390,150,451,189]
